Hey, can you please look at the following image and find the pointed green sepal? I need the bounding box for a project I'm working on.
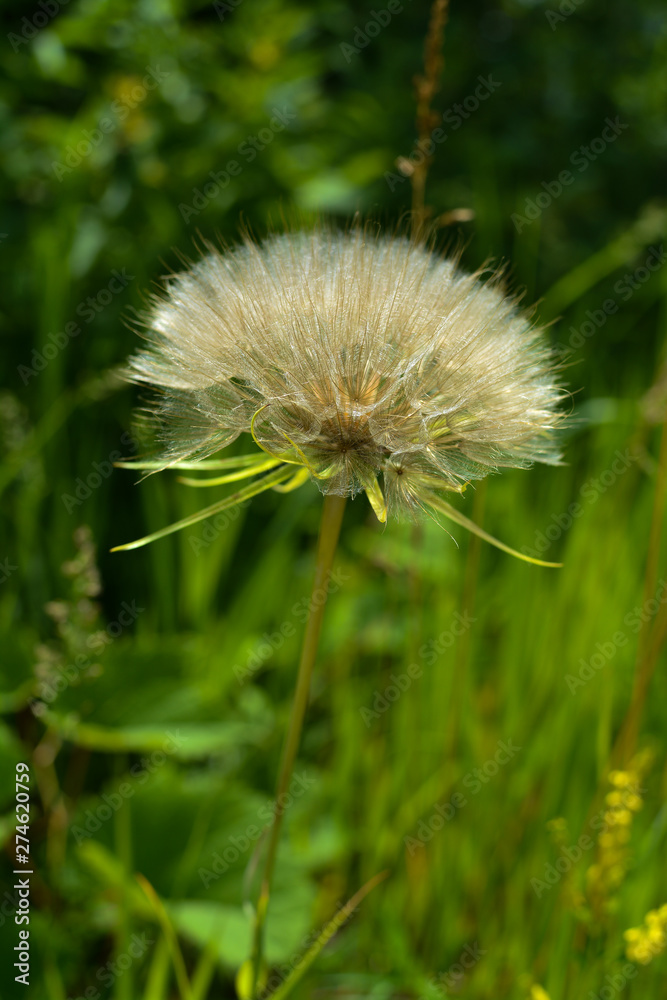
[271,468,311,493]
[364,476,387,523]
[177,457,283,486]
[427,494,562,568]
[111,466,293,552]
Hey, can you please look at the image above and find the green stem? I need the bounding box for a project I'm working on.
[249,493,347,997]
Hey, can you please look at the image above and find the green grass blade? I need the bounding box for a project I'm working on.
[266,872,388,1000]
[136,875,193,1000]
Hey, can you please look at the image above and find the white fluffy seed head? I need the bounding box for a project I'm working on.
[126,226,564,518]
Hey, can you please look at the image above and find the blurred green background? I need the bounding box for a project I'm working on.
[2,0,667,997]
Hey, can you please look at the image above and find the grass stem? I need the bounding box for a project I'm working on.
[249,493,347,997]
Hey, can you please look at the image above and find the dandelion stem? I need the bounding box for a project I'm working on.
[249,492,347,997]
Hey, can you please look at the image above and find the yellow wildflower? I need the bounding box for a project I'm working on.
[625,904,667,965]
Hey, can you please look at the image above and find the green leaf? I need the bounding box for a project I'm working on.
[40,712,270,758]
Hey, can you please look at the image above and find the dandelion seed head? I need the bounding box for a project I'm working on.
[126,226,564,520]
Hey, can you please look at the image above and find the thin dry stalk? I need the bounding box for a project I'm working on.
[410,0,450,236]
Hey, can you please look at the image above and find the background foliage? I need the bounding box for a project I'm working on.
[1,0,667,997]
